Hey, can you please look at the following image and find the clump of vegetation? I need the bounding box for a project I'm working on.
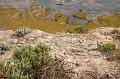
[7,43,50,79]
[4,43,73,79]
[0,43,9,55]
[13,26,30,37]
[73,12,87,20]
[75,26,87,34]
[100,43,116,54]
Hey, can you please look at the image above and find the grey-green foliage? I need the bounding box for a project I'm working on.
[6,43,51,79]
[9,69,29,79]
[13,26,30,37]
[4,43,73,79]
[0,43,8,55]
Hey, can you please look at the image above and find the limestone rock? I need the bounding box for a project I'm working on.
[0,27,120,79]
[81,40,98,50]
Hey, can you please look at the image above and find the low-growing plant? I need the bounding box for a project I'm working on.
[0,43,9,55]
[5,43,73,79]
[10,43,50,79]
[75,26,87,34]
[100,43,116,54]
[13,26,30,37]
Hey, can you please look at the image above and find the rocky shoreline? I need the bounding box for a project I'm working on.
[0,27,120,79]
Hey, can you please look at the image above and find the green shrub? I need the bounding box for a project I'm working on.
[0,43,9,55]
[100,43,116,54]
[13,26,30,37]
[5,43,73,79]
[8,69,29,79]
[10,43,50,79]
[75,26,87,34]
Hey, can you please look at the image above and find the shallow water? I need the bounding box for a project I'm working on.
[0,0,119,32]
[37,0,120,14]
[0,0,119,13]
